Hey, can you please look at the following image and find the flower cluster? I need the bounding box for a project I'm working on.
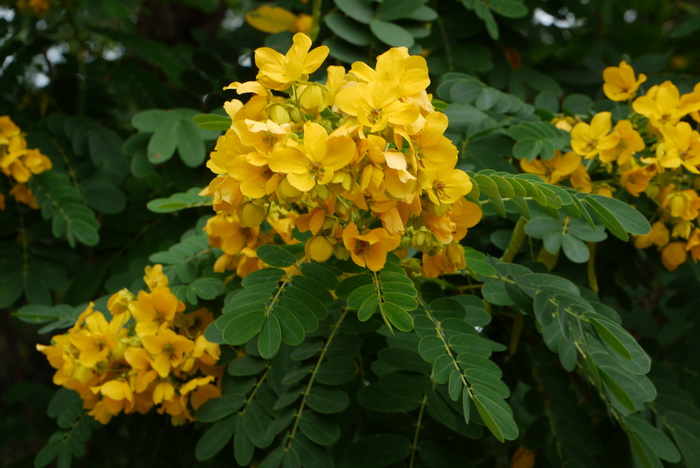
[523,60,700,271]
[0,116,52,210]
[37,265,222,425]
[203,33,482,277]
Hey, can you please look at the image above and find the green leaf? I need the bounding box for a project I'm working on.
[562,93,594,115]
[306,386,349,414]
[195,415,237,461]
[599,369,636,412]
[472,392,519,442]
[193,113,231,131]
[448,369,463,401]
[335,273,373,298]
[381,302,414,332]
[257,244,297,268]
[369,19,414,47]
[407,5,438,21]
[222,310,265,345]
[316,358,357,385]
[419,336,446,363]
[131,109,166,132]
[176,118,206,167]
[32,172,100,247]
[273,307,305,346]
[561,233,589,263]
[376,0,426,21]
[325,12,370,46]
[146,187,210,213]
[379,371,431,398]
[345,434,411,468]
[299,411,341,446]
[228,355,268,376]
[81,179,126,214]
[258,314,282,359]
[195,394,245,423]
[34,442,59,468]
[147,115,179,163]
[334,0,374,24]
[489,0,528,18]
[586,194,650,236]
[625,415,681,463]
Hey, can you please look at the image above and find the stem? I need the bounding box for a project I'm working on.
[586,242,599,295]
[265,260,302,317]
[434,0,455,72]
[507,312,523,359]
[500,217,527,263]
[408,394,428,468]
[309,0,323,41]
[242,366,271,410]
[286,308,349,449]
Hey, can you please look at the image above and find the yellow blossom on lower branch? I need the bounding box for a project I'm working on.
[37,265,223,426]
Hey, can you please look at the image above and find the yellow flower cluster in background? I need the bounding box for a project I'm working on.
[246,5,313,35]
[16,0,50,15]
[523,60,700,271]
[37,265,223,425]
[204,33,482,277]
[0,116,52,210]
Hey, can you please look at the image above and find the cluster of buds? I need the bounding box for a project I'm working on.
[522,60,700,271]
[37,265,222,425]
[0,116,52,210]
[203,33,482,278]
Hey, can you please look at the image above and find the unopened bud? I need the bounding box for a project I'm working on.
[268,104,291,124]
[238,202,266,227]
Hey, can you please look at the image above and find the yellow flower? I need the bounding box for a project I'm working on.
[685,228,700,262]
[68,305,125,368]
[204,213,260,256]
[520,151,581,184]
[656,122,700,173]
[621,164,657,197]
[107,288,135,316]
[633,81,700,128]
[342,222,401,271]
[141,329,195,378]
[16,0,50,15]
[570,165,592,193]
[246,6,312,34]
[124,347,158,393]
[661,241,687,271]
[602,61,647,101]
[408,112,458,171]
[599,120,645,165]
[349,47,430,98]
[305,235,335,262]
[9,184,39,208]
[570,112,620,159]
[335,81,420,133]
[662,189,700,221]
[634,221,669,249]
[0,116,20,140]
[267,122,356,192]
[254,32,329,90]
[421,243,466,278]
[144,264,169,291]
[422,168,472,205]
[130,287,185,336]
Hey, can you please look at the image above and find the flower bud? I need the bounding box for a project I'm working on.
[268,104,291,124]
[238,202,266,227]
